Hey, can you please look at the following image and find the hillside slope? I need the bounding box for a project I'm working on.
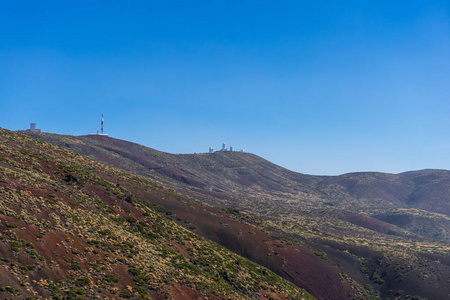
[24,132,450,242]
[25,133,450,213]
[0,128,316,299]
[19,131,450,300]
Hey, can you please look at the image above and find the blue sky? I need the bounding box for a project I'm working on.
[1,1,449,175]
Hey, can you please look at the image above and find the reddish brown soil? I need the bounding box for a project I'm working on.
[128,184,355,300]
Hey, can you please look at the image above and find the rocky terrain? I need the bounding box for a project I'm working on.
[0,128,315,299]
[13,130,450,299]
[26,133,450,241]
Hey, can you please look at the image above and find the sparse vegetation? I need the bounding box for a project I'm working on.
[9,128,450,300]
[0,128,314,299]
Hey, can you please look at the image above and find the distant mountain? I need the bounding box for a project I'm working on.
[24,132,450,239]
[20,131,450,300]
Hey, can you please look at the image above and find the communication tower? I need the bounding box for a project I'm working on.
[89,114,108,136]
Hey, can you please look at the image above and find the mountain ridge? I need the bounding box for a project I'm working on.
[24,132,450,218]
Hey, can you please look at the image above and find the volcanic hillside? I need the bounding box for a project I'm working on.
[25,132,450,242]
[0,128,319,299]
[20,131,450,300]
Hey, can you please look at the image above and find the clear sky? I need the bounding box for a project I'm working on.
[1,1,449,175]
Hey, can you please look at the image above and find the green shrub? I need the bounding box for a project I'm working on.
[372,274,385,284]
[0,286,21,295]
[125,216,137,223]
[104,274,119,283]
[119,289,132,298]
[67,287,85,299]
[6,222,18,228]
[75,277,90,286]
[71,262,81,271]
